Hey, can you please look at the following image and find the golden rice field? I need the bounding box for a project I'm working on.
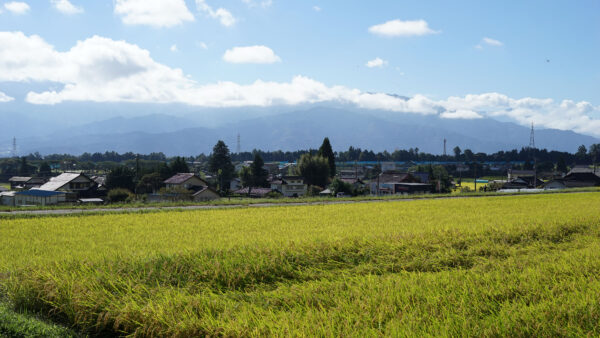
[1,193,600,336]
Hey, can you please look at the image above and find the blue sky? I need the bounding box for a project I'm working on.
[0,0,599,136]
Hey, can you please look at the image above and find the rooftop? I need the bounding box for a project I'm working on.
[17,189,65,197]
[38,173,88,191]
[164,173,203,185]
[9,176,32,182]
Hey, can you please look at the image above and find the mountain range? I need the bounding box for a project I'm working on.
[3,106,599,156]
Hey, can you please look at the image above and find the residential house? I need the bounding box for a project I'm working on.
[0,191,16,206]
[8,176,46,190]
[270,176,307,197]
[507,169,535,181]
[233,187,274,198]
[370,171,431,195]
[410,172,430,184]
[544,170,600,190]
[38,172,97,201]
[90,175,108,195]
[164,173,209,191]
[193,187,221,201]
[567,166,599,175]
[230,178,241,191]
[13,189,66,206]
[340,177,366,191]
[161,173,219,202]
[9,176,30,190]
[502,176,544,189]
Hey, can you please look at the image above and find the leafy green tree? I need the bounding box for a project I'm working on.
[107,188,134,203]
[453,146,461,161]
[136,172,165,194]
[330,177,352,196]
[576,145,588,163]
[239,166,252,188]
[297,154,329,187]
[209,140,235,192]
[169,156,189,174]
[317,137,336,177]
[463,149,474,162]
[106,166,136,192]
[589,144,600,168]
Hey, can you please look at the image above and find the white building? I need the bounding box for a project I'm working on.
[270,176,307,197]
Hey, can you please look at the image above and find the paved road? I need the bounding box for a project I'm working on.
[1,190,594,217]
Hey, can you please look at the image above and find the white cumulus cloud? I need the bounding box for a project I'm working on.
[223,45,281,64]
[366,57,388,68]
[369,19,439,37]
[196,0,236,27]
[4,1,30,14]
[114,0,194,28]
[1,32,600,138]
[170,44,178,52]
[0,91,14,102]
[51,0,83,14]
[313,5,321,12]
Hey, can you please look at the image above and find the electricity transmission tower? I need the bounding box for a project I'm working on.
[529,122,537,188]
[12,137,17,158]
[236,133,241,154]
[443,138,447,157]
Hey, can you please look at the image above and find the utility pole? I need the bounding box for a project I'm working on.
[474,161,477,192]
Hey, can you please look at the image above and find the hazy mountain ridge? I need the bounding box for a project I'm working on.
[7,107,600,156]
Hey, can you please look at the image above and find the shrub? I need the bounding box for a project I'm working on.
[107,188,134,203]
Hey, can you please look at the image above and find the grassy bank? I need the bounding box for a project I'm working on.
[1,193,600,336]
[1,186,598,214]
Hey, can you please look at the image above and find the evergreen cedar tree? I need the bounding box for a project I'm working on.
[297,153,329,188]
[169,157,189,174]
[250,153,269,187]
[38,162,51,177]
[318,137,336,177]
[209,140,235,190]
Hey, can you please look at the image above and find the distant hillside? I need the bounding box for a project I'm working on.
[13,107,600,156]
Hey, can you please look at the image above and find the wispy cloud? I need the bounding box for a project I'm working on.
[114,0,194,28]
[196,0,236,27]
[0,91,14,103]
[51,0,83,15]
[369,19,439,37]
[313,5,321,12]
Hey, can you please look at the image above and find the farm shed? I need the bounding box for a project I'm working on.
[14,189,66,206]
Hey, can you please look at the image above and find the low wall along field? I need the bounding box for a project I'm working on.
[1,193,600,336]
